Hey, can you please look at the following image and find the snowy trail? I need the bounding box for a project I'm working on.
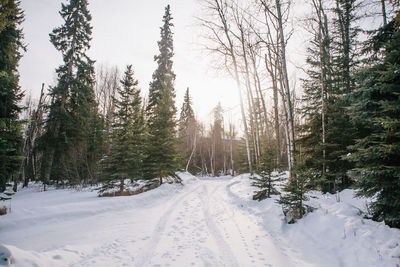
[0,175,303,266]
[3,174,399,266]
[113,177,298,267]
[0,173,400,267]
[134,180,241,266]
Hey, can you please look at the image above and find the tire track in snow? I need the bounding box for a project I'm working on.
[224,176,312,267]
[198,183,240,267]
[134,183,203,267]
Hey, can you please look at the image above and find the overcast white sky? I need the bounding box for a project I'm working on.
[19,0,242,126]
[17,0,386,131]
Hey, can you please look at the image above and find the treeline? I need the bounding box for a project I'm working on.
[0,0,242,196]
[177,97,241,176]
[1,0,399,228]
[199,0,400,227]
[0,1,177,194]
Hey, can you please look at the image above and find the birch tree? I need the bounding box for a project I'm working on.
[199,0,253,174]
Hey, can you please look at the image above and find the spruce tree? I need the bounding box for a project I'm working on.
[144,5,178,183]
[252,146,279,201]
[348,18,400,228]
[322,0,360,192]
[99,65,145,193]
[210,102,224,176]
[40,0,100,185]
[0,0,25,192]
[177,87,197,173]
[297,0,332,191]
[178,88,195,137]
[278,154,313,223]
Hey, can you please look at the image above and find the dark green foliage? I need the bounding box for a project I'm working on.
[99,65,145,193]
[321,0,361,192]
[177,87,197,173]
[252,148,279,201]
[0,0,25,192]
[297,17,332,191]
[348,19,400,228]
[298,0,360,193]
[178,88,195,131]
[40,0,101,185]
[278,155,313,223]
[144,5,178,182]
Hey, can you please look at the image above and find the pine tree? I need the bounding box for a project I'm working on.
[252,145,279,201]
[210,102,224,176]
[178,88,195,137]
[99,65,145,193]
[322,0,360,192]
[40,0,100,185]
[0,0,25,192]
[297,0,332,191]
[144,5,178,183]
[348,18,400,228]
[177,87,197,173]
[278,154,313,223]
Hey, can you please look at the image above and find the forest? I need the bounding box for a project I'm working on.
[1,0,399,233]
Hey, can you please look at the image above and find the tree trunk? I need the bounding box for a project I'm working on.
[381,0,387,26]
[214,0,253,174]
[186,130,197,172]
[276,0,295,174]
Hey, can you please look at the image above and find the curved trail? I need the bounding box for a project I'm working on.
[134,183,205,266]
[5,176,304,266]
[131,177,296,267]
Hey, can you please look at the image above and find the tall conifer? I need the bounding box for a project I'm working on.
[0,0,25,192]
[144,5,178,183]
[178,88,197,172]
[322,0,360,192]
[298,0,332,191]
[100,65,145,193]
[40,0,100,185]
[348,18,400,228]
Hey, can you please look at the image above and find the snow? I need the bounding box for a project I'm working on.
[1,172,399,266]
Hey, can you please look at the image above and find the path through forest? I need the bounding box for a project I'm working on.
[1,175,310,267]
[3,173,397,267]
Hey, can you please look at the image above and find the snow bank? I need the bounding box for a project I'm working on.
[176,171,198,185]
[227,174,400,267]
[2,173,399,266]
[0,244,81,267]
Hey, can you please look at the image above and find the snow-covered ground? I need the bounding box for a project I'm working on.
[1,173,399,267]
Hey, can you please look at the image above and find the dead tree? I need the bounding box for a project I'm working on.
[95,64,120,153]
[20,84,47,187]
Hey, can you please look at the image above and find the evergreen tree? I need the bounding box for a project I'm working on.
[297,0,332,191]
[177,87,197,173]
[210,102,224,176]
[348,17,400,228]
[278,154,313,223]
[40,0,100,185]
[178,88,195,137]
[99,65,145,193]
[0,0,25,192]
[252,145,279,201]
[144,5,178,183]
[322,0,360,192]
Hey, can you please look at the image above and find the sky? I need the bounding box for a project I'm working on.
[18,0,241,126]
[17,0,387,132]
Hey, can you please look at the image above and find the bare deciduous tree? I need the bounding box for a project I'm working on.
[199,0,253,174]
